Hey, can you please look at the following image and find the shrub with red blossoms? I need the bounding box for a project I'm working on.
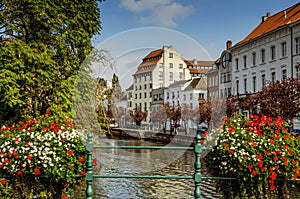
[0,111,87,198]
[205,114,300,198]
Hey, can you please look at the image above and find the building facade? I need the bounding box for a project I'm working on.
[231,3,300,96]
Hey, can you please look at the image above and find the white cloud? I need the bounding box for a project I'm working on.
[119,0,195,27]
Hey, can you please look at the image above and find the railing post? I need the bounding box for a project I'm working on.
[86,133,93,199]
[194,134,202,199]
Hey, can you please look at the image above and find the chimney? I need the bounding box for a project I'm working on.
[262,12,271,22]
[226,40,232,50]
[193,59,197,64]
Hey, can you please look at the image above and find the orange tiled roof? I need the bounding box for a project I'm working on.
[133,68,154,76]
[240,3,300,45]
[143,49,163,60]
[138,59,160,67]
[188,68,211,74]
[184,60,214,67]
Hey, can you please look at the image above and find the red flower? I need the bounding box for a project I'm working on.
[270,172,277,179]
[17,170,22,175]
[248,164,253,170]
[26,141,30,146]
[269,179,274,184]
[78,157,85,162]
[270,185,276,191]
[68,165,73,170]
[227,149,234,153]
[257,161,263,168]
[284,134,290,139]
[27,155,33,160]
[61,193,68,199]
[273,156,278,162]
[223,143,228,147]
[93,158,98,167]
[252,170,258,176]
[81,171,86,176]
[0,179,7,185]
[5,133,9,138]
[34,168,41,175]
[287,148,293,154]
[256,154,262,160]
[4,159,10,164]
[61,138,66,142]
[0,163,3,169]
[276,116,284,124]
[46,109,51,115]
[66,151,73,156]
[269,140,275,145]
[264,150,270,155]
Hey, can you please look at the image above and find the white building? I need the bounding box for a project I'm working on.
[231,3,300,95]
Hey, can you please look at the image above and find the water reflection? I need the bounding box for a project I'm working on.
[72,138,222,199]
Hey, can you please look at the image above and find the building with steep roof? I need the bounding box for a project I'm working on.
[131,46,212,123]
[231,2,300,96]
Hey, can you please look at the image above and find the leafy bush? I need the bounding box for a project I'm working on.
[0,110,87,198]
[205,114,300,198]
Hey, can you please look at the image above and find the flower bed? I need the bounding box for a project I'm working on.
[0,110,87,198]
[205,114,300,198]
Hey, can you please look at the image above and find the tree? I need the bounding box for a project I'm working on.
[151,105,167,129]
[0,0,103,124]
[198,99,212,126]
[254,78,300,123]
[129,106,147,126]
[164,103,181,134]
[225,78,300,125]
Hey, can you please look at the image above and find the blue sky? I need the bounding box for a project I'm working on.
[91,0,299,90]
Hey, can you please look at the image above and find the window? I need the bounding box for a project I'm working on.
[172,92,175,99]
[159,71,163,80]
[144,84,147,89]
[149,92,152,97]
[183,94,186,100]
[169,72,173,81]
[243,78,247,93]
[169,63,173,68]
[144,92,147,98]
[261,49,265,63]
[177,91,179,98]
[149,83,152,88]
[270,46,276,60]
[144,103,147,111]
[167,92,169,99]
[179,63,183,69]
[179,72,183,80]
[296,67,300,80]
[139,93,142,99]
[252,52,256,66]
[169,53,173,58]
[236,80,239,94]
[261,74,266,88]
[159,63,163,68]
[271,72,276,82]
[282,69,287,80]
[243,55,247,69]
[190,93,193,100]
[199,93,204,100]
[295,38,300,54]
[235,58,239,71]
[281,42,287,57]
[252,76,256,93]
[135,94,137,99]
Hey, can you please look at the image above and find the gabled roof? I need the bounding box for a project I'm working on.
[134,49,163,76]
[239,2,300,45]
[188,68,211,74]
[143,49,163,60]
[184,77,207,91]
[184,60,214,67]
[167,80,190,89]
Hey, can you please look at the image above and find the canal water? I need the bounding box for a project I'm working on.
[72,137,222,199]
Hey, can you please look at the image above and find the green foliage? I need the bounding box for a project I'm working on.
[0,0,102,124]
[205,114,300,198]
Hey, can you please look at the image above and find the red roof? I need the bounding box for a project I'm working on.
[188,68,211,74]
[240,3,300,45]
[184,60,214,67]
[134,68,154,75]
[143,49,163,60]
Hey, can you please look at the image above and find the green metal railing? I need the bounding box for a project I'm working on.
[85,132,209,199]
